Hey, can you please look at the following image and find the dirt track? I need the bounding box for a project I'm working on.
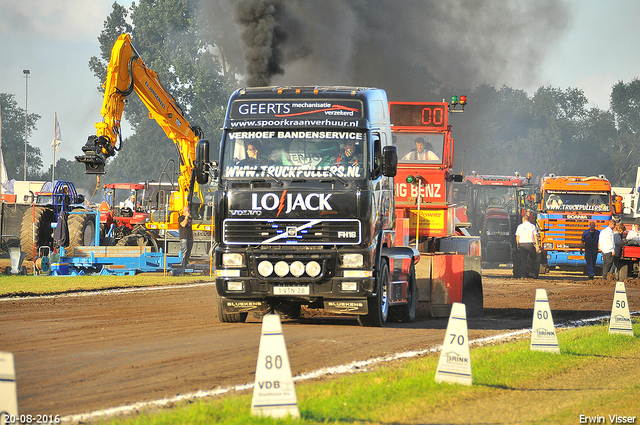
[0,267,638,419]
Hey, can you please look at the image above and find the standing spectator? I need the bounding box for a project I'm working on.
[179,205,193,268]
[626,220,640,242]
[62,186,72,212]
[515,213,540,278]
[580,221,600,279]
[613,222,626,276]
[598,219,616,278]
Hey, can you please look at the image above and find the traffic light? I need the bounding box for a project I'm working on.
[406,175,425,185]
[449,95,467,112]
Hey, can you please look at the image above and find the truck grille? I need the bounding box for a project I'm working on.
[223,218,361,245]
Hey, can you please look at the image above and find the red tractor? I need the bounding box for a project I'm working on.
[98,183,155,248]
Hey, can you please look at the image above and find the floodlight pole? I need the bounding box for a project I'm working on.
[23,69,30,181]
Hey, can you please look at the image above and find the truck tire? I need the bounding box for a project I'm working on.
[67,212,96,254]
[20,206,56,261]
[462,269,484,317]
[358,258,389,327]
[217,295,248,323]
[389,262,417,323]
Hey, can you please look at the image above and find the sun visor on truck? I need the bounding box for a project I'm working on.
[227,99,365,124]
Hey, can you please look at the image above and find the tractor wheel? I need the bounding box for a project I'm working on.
[116,234,146,247]
[116,228,159,251]
[67,212,97,254]
[133,225,160,252]
[20,206,56,261]
[618,262,629,280]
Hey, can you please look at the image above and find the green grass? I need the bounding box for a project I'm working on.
[0,273,210,297]
[97,320,640,425]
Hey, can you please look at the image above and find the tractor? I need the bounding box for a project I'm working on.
[20,181,95,261]
[98,183,158,250]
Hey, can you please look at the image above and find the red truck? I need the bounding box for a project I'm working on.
[390,99,483,317]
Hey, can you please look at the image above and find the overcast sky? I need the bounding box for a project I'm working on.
[0,0,639,172]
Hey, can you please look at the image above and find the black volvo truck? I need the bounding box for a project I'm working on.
[196,86,419,327]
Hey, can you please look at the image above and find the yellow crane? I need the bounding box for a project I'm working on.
[76,33,211,233]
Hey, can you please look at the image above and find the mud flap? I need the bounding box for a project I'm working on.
[222,299,269,315]
[323,300,368,315]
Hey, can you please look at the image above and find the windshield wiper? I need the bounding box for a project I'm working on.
[262,169,283,186]
[326,169,348,187]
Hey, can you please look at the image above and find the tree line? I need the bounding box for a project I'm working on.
[1,0,639,198]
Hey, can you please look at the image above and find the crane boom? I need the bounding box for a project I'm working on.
[75,33,201,211]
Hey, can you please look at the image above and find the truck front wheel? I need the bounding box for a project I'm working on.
[358,259,389,327]
[216,295,248,323]
[389,261,417,323]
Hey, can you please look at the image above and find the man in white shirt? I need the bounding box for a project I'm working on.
[401,137,439,161]
[515,213,540,278]
[626,220,640,242]
[123,194,135,210]
[598,219,616,278]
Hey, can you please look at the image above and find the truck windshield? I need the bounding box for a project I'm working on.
[473,186,517,215]
[395,133,444,163]
[221,130,367,180]
[544,191,611,212]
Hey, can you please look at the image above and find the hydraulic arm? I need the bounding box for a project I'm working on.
[75,33,202,210]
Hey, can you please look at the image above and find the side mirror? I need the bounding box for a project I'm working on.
[382,146,397,177]
[195,140,210,185]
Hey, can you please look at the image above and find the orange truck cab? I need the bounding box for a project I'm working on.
[537,174,619,273]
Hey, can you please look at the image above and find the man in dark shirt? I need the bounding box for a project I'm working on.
[178,205,193,268]
[336,140,361,165]
[580,221,600,279]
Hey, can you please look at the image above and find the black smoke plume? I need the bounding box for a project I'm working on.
[207,0,571,100]
[233,0,290,87]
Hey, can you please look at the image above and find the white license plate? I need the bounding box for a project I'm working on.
[274,286,309,295]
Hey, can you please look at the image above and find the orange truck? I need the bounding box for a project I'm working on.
[389,99,483,317]
[537,174,621,273]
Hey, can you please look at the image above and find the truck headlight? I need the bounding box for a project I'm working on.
[290,261,305,277]
[258,261,273,277]
[222,253,244,267]
[274,261,290,277]
[543,243,553,250]
[342,253,363,268]
[306,261,321,277]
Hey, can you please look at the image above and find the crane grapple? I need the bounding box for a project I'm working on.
[75,135,115,174]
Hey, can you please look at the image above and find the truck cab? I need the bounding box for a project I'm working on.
[207,86,418,326]
[537,175,618,273]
